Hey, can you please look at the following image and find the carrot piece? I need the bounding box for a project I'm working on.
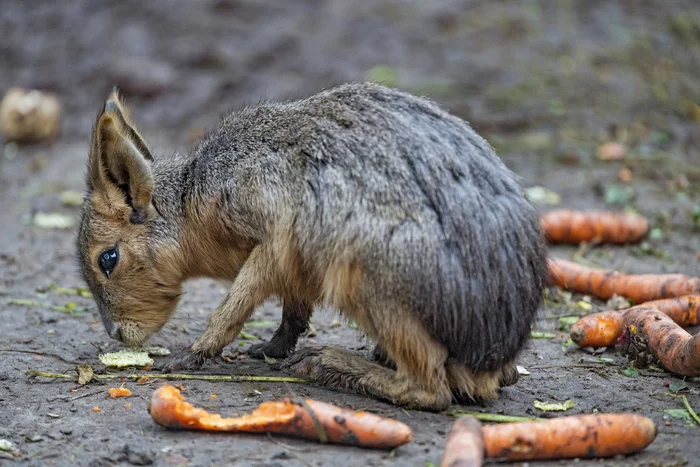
[547,258,700,303]
[108,387,132,398]
[482,414,656,461]
[620,306,700,376]
[148,385,412,449]
[540,210,648,244]
[571,295,700,348]
[441,416,484,467]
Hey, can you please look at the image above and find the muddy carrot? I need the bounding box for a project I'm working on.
[540,210,648,244]
[441,416,484,467]
[108,387,132,398]
[148,385,412,449]
[547,258,700,303]
[570,295,700,348]
[482,413,656,461]
[620,306,700,377]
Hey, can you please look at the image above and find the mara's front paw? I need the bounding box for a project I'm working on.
[247,340,294,360]
[159,350,207,373]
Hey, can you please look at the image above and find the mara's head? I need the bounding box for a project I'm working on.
[77,89,182,346]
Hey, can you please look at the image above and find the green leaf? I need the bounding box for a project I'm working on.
[649,228,664,240]
[664,409,692,423]
[365,66,399,87]
[623,366,639,378]
[597,357,615,363]
[263,353,277,365]
[530,331,556,339]
[238,330,259,341]
[534,399,574,412]
[605,185,633,205]
[558,315,580,331]
[243,319,277,329]
[669,381,689,393]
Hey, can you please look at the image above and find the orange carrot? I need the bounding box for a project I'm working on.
[571,295,700,348]
[548,258,700,303]
[482,414,656,461]
[148,385,412,449]
[540,210,648,244]
[620,306,700,376]
[108,387,132,398]
[441,416,484,467]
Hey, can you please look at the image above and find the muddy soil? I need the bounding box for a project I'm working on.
[1,1,699,466]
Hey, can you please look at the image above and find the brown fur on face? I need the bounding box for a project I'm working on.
[77,89,183,346]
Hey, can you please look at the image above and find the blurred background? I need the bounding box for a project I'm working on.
[1,2,699,465]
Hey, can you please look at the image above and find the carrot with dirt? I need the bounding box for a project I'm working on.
[441,416,484,467]
[482,413,656,461]
[619,306,700,377]
[148,385,412,449]
[570,295,700,348]
[540,210,648,244]
[547,258,700,303]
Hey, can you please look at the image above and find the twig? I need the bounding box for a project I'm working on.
[682,396,700,426]
[25,370,308,384]
[450,410,545,423]
[0,348,79,364]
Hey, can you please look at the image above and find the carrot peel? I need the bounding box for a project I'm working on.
[148,385,412,449]
[108,387,132,398]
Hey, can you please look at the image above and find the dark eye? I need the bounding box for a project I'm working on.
[98,246,119,277]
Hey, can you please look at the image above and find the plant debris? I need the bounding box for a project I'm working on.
[533,399,574,412]
[32,212,75,230]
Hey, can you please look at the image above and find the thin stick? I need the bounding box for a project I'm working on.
[682,396,700,426]
[0,348,79,364]
[25,370,308,383]
[450,410,545,423]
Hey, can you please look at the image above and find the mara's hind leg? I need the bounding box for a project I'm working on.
[446,360,519,404]
[248,300,312,359]
[283,305,452,411]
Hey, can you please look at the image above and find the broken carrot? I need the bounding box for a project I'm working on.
[571,295,700,348]
[148,385,412,449]
[482,413,656,461]
[108,387,132,398]
[620,306,700,377]
[441,416,484,467]
[540,210,648,244]
[547,258,700,303]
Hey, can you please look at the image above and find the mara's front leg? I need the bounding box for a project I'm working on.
[162,245,275,372]
[247,299,313,359]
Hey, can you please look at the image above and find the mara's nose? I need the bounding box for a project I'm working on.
[109,325,123,342]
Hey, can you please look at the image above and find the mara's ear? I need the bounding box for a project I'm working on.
[88,89,154,223]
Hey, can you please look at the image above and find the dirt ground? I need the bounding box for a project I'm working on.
[1,1,699,466]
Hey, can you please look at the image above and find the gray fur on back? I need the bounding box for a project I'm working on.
[153,82,548,373]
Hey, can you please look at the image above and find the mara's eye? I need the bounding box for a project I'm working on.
[98,247,119,277]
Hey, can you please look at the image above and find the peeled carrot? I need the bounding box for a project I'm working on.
[148,385,412,449]
[108,387,132,398]
[441,416,484,467]
[540,210,648,244]
[620,306,700,376]
[482,414,656,461]
[571,295,700,348]
[548,258,700,303]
